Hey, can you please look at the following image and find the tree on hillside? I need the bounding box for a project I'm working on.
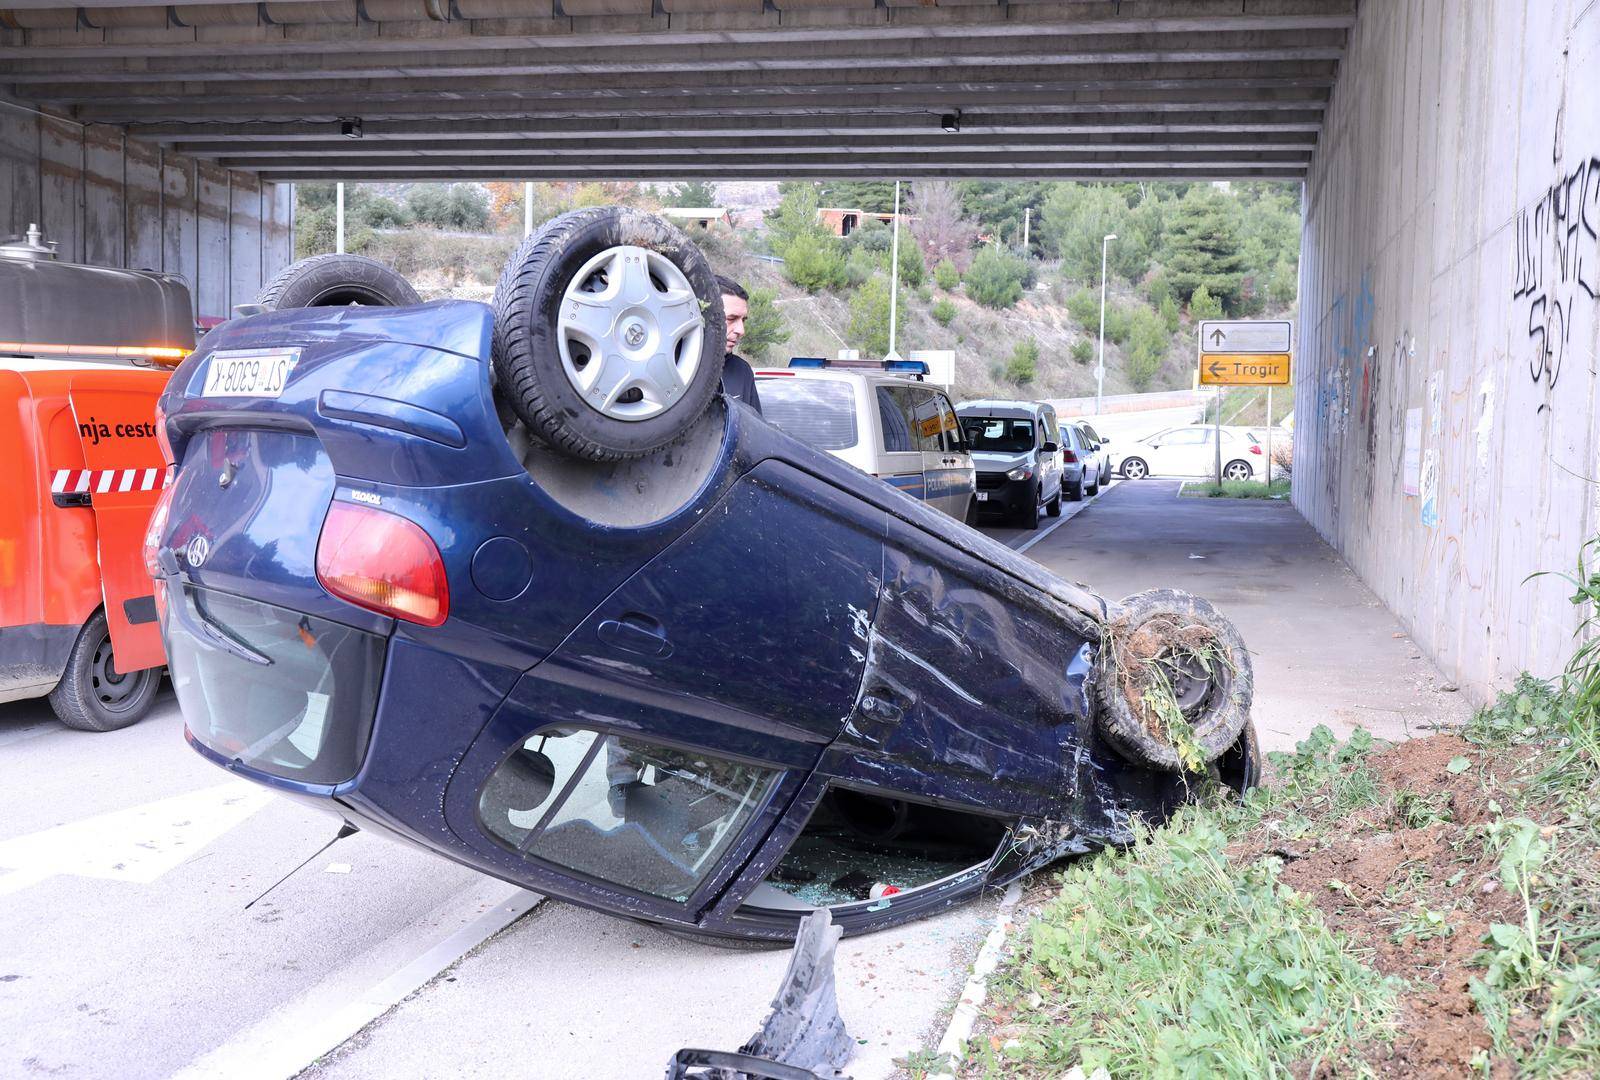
[909,180,981,271]
[963,246,1028,308]
[1164,186,1246,309]
[1189,282,1223,321]
[767,181,826,251]
[1007,339,1039,383]
[1040,184,1152,283]
[406,184,491,231]
[739,287,790,361]
[819,180,899,213]
[782,231,846,292]
[956,181,1050,251]
[848,274,893,356]
[483,182,525,232]
[664,180,719,207]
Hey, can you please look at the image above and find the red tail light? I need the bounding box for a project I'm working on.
[142,469,177,580]
[1062,450,1079,463]
[1249,444,1263,455]
[316,502,449,627]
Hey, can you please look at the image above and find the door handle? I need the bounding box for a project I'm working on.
[597,612,673,658]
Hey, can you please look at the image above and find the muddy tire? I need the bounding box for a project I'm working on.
[491,207,723,462]
[48,611,161,732]
[257,254,420,310]
[1092,588,1253,771]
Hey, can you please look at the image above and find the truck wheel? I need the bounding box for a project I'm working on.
[257,253,420,309]
[48,611,161,732]
[1092,589,1253,772]
[491,207,723,462]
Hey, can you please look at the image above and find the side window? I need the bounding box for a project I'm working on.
[479,727,779,904]
[1042,415,1060,447]
[1164,429,1207,446]
[876,386,915,453]
[933,393,965,453]
[891,387,942,452]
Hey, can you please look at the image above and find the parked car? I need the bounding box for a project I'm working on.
[1114,424,1264,482]
[1073,421,1113,496]
[955,400,1063,528]
[150,208,1259,943]
[0,225,194,730]
[755,359,975,523]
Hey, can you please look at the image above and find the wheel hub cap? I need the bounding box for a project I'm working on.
[556,245,705,423]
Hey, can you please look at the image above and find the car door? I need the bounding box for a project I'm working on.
[875,384,928,502]
[1038,411,1064,501]
[1150,427,1209,476]
[928,390,974,518]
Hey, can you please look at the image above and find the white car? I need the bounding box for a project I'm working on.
[1113,425,1266,482]
[754,358,977,522]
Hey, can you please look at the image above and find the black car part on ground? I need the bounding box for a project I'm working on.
[667,910,853,1080]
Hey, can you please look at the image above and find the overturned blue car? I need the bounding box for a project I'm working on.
[147,208,1258,941]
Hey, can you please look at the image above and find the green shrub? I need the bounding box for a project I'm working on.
[934,258,960,291]
[1124,306,1169,391]
[1189,282,1223,322]
[931,298,957,326]
[915,282,933,303]
[1071,338,1094,364]
[1007,338,1039,383]
[895,236,926,288]
[843,245,882,289]
[1159,293,1181,334]
[740,286,790,362]
[1065,287,1100,329]
[848,274,893,356]
[782,232,847,293]
[964,246,1028,309]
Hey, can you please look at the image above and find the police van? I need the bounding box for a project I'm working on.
[0,225,193,730]
[754,357,977,523]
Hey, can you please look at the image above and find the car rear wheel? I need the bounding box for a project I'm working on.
[492,207,724,462]
[1121,457,1148,480]
[1067,476,1085,501]
[257,253,421,309]
[1224,459,1254,482]
[48,611,161,732]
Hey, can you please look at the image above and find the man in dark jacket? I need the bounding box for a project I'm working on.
[715,275,763,415]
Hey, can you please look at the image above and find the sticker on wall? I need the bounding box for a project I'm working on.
[1404,408,1423,496]
[1428,372,1443,436]
[1474,378,1495,468]
[1420,449,1440,528]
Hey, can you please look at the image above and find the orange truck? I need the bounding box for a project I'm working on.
[0,225,194,730]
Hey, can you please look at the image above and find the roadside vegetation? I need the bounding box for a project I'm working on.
[1180,479,1293,500]
[289,178,1300,403]
[954,536,1600,1078]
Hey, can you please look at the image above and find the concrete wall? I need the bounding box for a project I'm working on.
[0,104,292,320]
[1295,0,1600,703]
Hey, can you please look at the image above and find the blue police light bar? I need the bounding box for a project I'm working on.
[786,357,929,376]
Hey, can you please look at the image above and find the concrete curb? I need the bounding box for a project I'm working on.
[927,879,1023,1080]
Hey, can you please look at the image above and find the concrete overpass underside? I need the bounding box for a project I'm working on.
[2,0,1353,183]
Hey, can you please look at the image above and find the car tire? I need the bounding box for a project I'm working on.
[1046,488,1062,517]
[258,253,421,309]
[1121,457,1147,480]
[492,207,724,462]
[1068,477,1085,501]
[1091,588,1254,772]
[1086,472,1100,496]
[1224,459,1254,482]
[47,611,161,732]
[1016,487,1040,529]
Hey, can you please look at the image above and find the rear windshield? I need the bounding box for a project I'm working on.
[756,378,859,451]
[166,586,384,787]
[963,417,1035,453]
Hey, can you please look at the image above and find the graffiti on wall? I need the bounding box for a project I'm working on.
[1511,150,1599,410]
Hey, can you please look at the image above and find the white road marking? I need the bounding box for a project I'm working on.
[169,880,539,1080]
[1008,480,1115,555]
[0,780,273,895]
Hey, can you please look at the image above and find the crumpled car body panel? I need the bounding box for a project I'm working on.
[154,301,1253,940]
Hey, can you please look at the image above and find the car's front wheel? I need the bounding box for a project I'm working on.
[48,612,161,732]
[1016,487,1040,529]
[1121,457,1148,480]
[1046,488,1062,517]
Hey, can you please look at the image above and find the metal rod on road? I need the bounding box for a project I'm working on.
[1095,233,1116,416]
[524,181,534,237]
[335,182,345,254]
[887,179,901,359]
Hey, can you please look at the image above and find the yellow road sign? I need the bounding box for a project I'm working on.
[1199,353,1291,386]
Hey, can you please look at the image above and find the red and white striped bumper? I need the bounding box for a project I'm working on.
[50,467,169,505]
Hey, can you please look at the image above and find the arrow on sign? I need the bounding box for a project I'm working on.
[1209,328,1227,347]
[1208,361,1227,378]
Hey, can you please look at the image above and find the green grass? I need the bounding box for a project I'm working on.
[1180,479,1292,499]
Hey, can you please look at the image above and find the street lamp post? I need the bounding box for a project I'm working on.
[1095,233,1117,416]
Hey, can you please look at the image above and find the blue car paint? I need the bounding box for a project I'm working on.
[154,299,1249,940]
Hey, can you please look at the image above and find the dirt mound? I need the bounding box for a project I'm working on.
[1234,734,1524,1078]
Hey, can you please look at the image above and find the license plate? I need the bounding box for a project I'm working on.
[976,492,988,502]
[200,349,301,399]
